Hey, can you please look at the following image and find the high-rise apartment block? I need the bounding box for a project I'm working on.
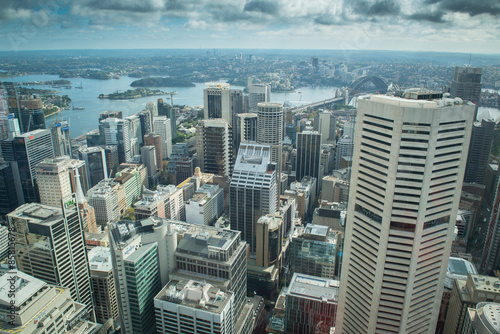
[248,83,271,112]
[8,202,94,317]
[230,143,277,252]
[196,119,232,177]
[337,92,474,333]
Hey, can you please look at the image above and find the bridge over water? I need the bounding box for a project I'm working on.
[288,76,389,113]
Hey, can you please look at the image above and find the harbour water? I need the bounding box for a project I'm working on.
[1,74,339,138]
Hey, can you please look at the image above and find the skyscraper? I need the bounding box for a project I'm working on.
[35,156,88,207]
[295,130,322,185]
[9,129,55,204]
[0,164,18,217]
[99,118,131,163]
[450,66,482,121]
[8,201,95,317]
[464,118,495,185]
[313,111,336,143]
[157,98,177,140]
[248,83,271,112]
[336,92,474,333]
[196,119,232,177]
[79,146,108,188]
[203,83,243,127]
[230,143,277,252]
[236,112,258,149]
[144,132,163,172]
[49,119,72,157]
[153,116,172,159]
[257,102,283,163]
[7,95,46,133]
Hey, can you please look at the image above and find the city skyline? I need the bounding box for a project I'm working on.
[0,0,499,53]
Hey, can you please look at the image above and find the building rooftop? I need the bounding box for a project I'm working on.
[475,302,500,333]
[233,143,273,173]
[0,271,45,308]
[176,229,241,261]
[88,246,113,273]
[287,273,339,303]
[445,257,477,290]
[470,274,500,294]
[8,203,67,226]
[156,279,232,314]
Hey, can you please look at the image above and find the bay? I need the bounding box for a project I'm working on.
[1,74,339,138]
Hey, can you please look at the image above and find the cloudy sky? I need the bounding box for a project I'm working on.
[0,0,499,53]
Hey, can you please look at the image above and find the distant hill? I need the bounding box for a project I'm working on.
[130,77,195,87]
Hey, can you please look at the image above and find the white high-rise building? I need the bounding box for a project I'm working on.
[248,83,271,112]
[153,116,172,159]
[336,92,474,333]
[257,102,283,163]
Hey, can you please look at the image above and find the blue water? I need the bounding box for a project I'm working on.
[1,74,339,138]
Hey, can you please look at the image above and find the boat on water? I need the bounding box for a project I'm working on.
[72,106,85,110]
[114,75,120,79]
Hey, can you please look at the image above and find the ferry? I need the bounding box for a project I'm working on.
[72,106,85,110]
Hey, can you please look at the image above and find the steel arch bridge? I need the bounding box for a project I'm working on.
[348,76,388,95]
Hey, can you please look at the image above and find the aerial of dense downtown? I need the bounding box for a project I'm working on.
[0,1,499,334]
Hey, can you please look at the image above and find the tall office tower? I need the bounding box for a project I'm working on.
[34,156,86,207]
[235,112,258,149]
[481,176,500,273]
[0,113,20,141]
[155,279,235,334]
[88,246,119,326]
[99,118,131,163]
[257,102,283,163]
[9,129,54,204]
[167,143,189,179]
[144,133,163,171]
[175,157,195,186]
[171,227,248,315]
[0,271,100,333]
[334,134,354,170]
[0,226,8,260]
[450,66,482,105]
[196,119,232,177]
[336,92,474,333]
[153,116,172,159]
[285,273,338,334]
[87,181,121,225]
[296,131,322,184]
[141,146,157,177]
[79,146,108,188]
[248,83,271,112]
[114,164,147,207]
[203,83,243,127]
[99,110,122,122]
[0,164,18,217]
[109,219,181,334]
[464,119,495,185]
[138,109,152,139]
[50,119,72,157]
[255,214,284,268]
[7,95,46,133]
[8,202,94,317]
[289,224,338,279]
[230,143,277,252]
[157,98,177,140]
[314,111,336,143]
[125,115,142,156]
[102,145,119,178]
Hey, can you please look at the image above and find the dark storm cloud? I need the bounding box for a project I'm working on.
[407,11,446,23]
[424,0,500,17]
[243,0,280,15]
[80,0,164,13]
[349,0,401,17]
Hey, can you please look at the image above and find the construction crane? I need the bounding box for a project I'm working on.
[166,91,178,106]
